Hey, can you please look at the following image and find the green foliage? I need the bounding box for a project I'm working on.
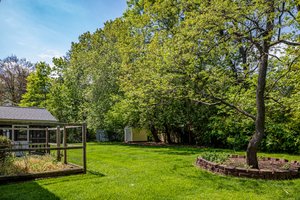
[0,135,11,146]
[0,136,11,163]
[20,62,52,108]
[47,20,125,131]
[117,0,300,154]
[201,151,229,164]
[18,0,300,153]
[46,57,70,122]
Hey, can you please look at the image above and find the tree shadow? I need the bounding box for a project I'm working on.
[40,171,105,186]
[119,142,232,156]
[0,171,106,199]
[0,181,60,200]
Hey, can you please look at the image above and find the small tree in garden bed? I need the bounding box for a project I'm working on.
[0,136,11,163]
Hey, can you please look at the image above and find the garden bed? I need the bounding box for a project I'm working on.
[0,155,83,184]
[196,154,300,180]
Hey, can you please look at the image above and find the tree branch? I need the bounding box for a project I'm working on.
[232,32,263,53]
[270,40,300,47]
[265,96,286,109]
[277,2,285,41]
[212,96,256,120]
[265,56,299,97]
[267,52,283,62]
[190,99,220,106]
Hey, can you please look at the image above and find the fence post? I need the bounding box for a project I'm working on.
[63,126,67,164]
[46,127,49,154]
[56,126,61,161]
[82,123,87,174]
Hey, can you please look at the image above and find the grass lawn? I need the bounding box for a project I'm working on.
[0,143,300,200]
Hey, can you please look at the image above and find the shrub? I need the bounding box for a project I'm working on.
[0,136,12,163]
[201,151,229,164]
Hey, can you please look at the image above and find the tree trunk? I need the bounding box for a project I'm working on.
[246,52,268,168]
[246,0,274,169]
[150,124,160,143]
[165,125,172,144]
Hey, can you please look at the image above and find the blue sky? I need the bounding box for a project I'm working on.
[0,0,127,65]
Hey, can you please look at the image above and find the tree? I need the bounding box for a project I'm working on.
[122,0,300,167]
[0,55,33,105]
[159,0,299,168]
[118,0,190,142]
[46,57,69,122]
[39,0,300,155]
[20,62,52,107]
[47,19,126,130]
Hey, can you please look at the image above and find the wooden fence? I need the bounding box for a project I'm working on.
[0,123,87,174]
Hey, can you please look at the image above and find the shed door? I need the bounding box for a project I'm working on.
[124,127,132,142]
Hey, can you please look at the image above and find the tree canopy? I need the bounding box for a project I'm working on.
[20,62,51,108]
[17,0,300,167]
[0,55,33,106]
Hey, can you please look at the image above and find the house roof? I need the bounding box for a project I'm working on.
[0,106,58,123]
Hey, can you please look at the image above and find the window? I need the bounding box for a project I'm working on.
[13,125,29,142]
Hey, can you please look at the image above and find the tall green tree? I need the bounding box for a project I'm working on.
[46,57,69,122]
[48,19,126,130]
[20,62,51,107]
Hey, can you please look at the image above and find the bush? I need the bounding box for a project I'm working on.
[0,136,12,163]
[201,151,229,164]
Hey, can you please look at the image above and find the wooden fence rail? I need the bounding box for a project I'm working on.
[0,146,83,152]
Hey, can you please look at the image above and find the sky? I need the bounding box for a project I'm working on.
[0,0,127,65]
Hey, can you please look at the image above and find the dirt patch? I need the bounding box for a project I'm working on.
[224,156,299,171]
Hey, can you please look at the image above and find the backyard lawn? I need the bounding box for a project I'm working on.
[0,143,300,200]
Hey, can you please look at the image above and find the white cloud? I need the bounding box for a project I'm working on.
[38,49,63,66]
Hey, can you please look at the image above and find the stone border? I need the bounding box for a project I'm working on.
[196,155,300,180]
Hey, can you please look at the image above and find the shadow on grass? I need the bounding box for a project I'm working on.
[0,170,107,200]
[0,181,60,200]
[119,142,238,156]
[93,142,300,159]
[41,171,105,186]
[87,170,106,177]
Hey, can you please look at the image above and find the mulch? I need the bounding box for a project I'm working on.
[224,157,300,171]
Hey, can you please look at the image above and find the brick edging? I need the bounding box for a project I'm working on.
[196,155,300,180]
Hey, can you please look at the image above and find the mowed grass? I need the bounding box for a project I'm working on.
[0,143,300,200]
